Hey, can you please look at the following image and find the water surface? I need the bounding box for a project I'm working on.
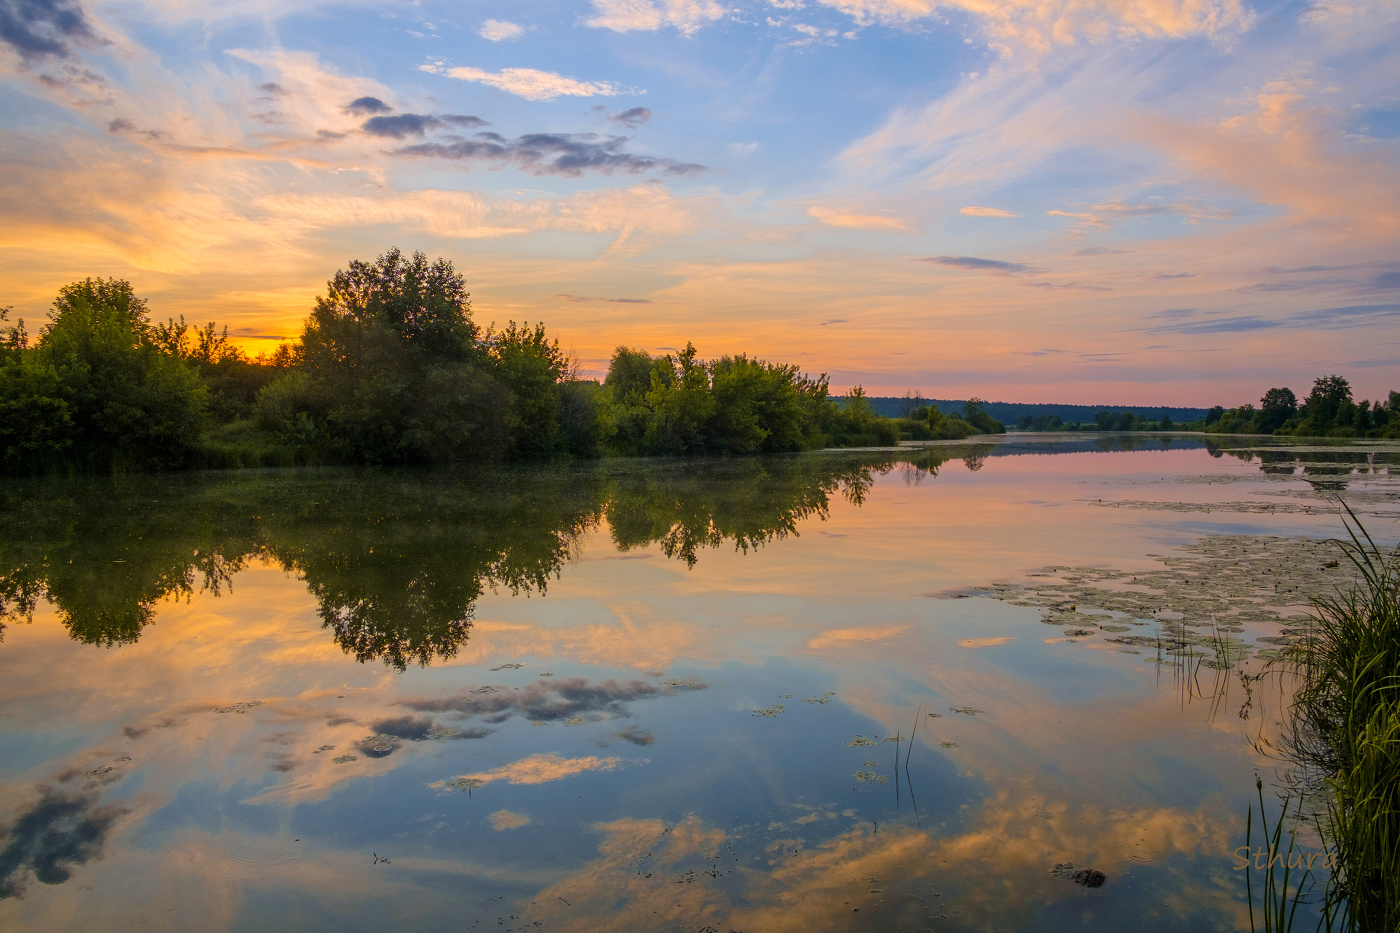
[2,435,1398,932]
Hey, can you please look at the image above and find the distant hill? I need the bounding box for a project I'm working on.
[860,397,1211,424]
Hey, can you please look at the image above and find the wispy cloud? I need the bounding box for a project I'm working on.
[478,19,524,41]
[420,62,626,101]
[808,206,913,231]
[1140,303,1400,335]
[917,255,1039,275]
[609,106,652,128]
[959,205,1019,217]
[439,753,622,787]
[553,294,653,303]
[584,0,727,36]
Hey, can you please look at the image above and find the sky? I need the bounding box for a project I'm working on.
[1,0,1397,406]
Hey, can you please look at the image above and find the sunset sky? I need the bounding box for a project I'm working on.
[1,0,1397,405]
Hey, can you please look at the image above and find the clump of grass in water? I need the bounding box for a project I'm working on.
[1270,505,1400,931]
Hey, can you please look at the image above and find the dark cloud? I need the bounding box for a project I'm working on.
[0,788,127,899]
[257,82,285,97]
[918,256,1038,275]
[362,112,487,139]
[396,132,706,178]
[1074,246,1131,256]
[1152,272,1195,280]
[552,294,652,304]
[609,106,652,128]
[316,129,346,140]
[818,319,847,326]
[613,726,654,746]
[1370,271,1400,290]
[0,0,94,62]
[345,96,391,116]
[402,677,706,724]
[353,715,493,758]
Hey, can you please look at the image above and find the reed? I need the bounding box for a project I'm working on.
[1284,506,1400,931]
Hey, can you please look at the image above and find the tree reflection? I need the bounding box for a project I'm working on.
[0,458,888,667]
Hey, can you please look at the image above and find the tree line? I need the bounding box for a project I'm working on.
[0,250,1005,473]
[1203,376,1400,438]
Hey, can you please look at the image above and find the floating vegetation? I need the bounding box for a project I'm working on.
[803,692,837,705]
[444,777,484,792]
[862,760,879,767]
[846,735,877,747]
[312,745,335,754]
[949,706,983,716]
[926,712,942,719]
[855,771,887,784]
[530,721,547,727]
[488,663,524,671]
[470,686,497,695]
[1051,862,1107,888]
[975,534,1364,668]
[212,701,263,714]
[426,728,460,739]
[752,704,786,719]
[88,766,114,776]
[564,717,587,727]
[779,694,793,699]
[1088,498,1400,519]
[331,754,356,764]
[539,672,554,678]
[661,678,703,689]
[940,742,958,749]
[113,755,131,762]
[883,735,903,742]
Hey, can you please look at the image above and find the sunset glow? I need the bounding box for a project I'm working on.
[2,0,1397,404]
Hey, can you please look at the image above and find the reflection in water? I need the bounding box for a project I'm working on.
[0,776,129,900]
[2,437,1392,667]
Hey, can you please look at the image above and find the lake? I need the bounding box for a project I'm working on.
[2,435,1397,932]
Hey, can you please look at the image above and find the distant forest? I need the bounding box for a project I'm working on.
[2,249,1394,474]
[864,396,1209,425]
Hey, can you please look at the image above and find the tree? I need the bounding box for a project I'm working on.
[4,279,208,470]
[1301,375,1352,433]
[1259,386,1297,433]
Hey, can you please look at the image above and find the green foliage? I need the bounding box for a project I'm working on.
[1205,375,1399,438]
[1285,511,1400,931]
[602,342,837,454]
[0,278,208,471]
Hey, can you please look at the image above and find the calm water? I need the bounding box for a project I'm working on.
[2,435,1398,932]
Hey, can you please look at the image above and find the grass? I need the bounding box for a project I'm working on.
[1275,506,1400,932]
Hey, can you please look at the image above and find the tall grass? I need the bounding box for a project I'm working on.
[1285,506,1400,932]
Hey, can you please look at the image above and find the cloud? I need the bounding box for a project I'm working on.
[441,753,622,787]
[959,206,1019,217]
[807,206,913,232]
[344,96,390,116]
[609,106,652,128]
[614,726,655,746]
[957,636,1015,647]
[813,0,1252,48]
[1140,303,1400,335]
[1152,272,1195,280]
[478,18,524,41]
[395,132,705,178]
[0,787,128,898]
[0,0,95,62]
[401,676,706,724]
[807,623,908,649]
[490,810,531,830]
[917,255,1038,275]
[420,63,624,101]
[553,294,653,303]
[361,112,487,139]
[584,0,727,36]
